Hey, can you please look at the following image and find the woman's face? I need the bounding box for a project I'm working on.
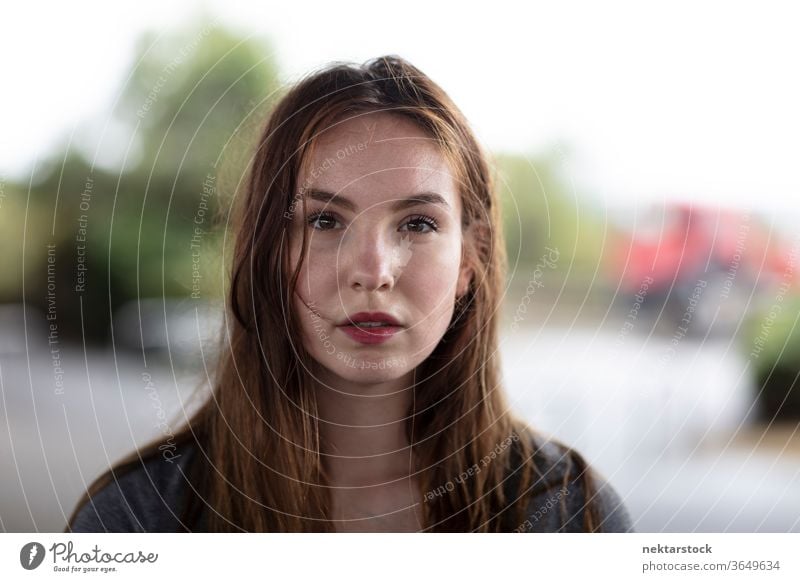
[288,111,472,390]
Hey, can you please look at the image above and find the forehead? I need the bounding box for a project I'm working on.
[299,112,459,208]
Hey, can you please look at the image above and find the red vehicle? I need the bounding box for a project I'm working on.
[608,203,796,336]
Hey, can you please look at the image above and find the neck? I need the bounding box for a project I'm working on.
[313,365,417,487]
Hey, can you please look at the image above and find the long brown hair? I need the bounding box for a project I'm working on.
[66,55,603,532]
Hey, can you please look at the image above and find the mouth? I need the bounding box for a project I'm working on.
[336,311,403,345]
[337,311,403,327]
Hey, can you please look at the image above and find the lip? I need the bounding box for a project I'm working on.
[339,311,402,326]
[337,311,403,345]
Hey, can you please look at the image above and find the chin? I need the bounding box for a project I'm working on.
[313,352,414,386]
[336,356,411,380]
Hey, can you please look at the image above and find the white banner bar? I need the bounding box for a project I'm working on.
[2,533,798,581]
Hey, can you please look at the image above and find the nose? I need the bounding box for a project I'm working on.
[342,225,397,293]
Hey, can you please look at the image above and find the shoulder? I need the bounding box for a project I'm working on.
[68,441,200,533]
[511,432,635,533]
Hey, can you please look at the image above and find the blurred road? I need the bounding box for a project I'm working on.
[0,305,207,532]
[1,302,798,532]
[500,322,800,532]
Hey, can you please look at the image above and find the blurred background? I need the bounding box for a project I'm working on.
[1,1,799,532]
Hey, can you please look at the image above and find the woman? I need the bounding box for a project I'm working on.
[67,55,633,533]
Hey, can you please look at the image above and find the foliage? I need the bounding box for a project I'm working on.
[15,21,279,342]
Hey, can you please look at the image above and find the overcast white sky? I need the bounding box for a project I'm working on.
[2,1,799,224]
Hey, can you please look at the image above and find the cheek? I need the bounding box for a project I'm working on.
[411,259,457,300]
[289,238,336,305]
[403,242,462,319]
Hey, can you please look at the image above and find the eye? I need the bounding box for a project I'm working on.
[400,214,439,234]
[306,211,341,231]
[306,212,440,233]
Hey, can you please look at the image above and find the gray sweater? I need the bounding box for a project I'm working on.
[69,438,635,533]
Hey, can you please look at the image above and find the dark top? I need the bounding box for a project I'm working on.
[69,436,634,533]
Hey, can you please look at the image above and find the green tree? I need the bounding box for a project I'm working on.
[495,150,608,287]
[20,21,279,343]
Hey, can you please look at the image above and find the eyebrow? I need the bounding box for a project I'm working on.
[306,189,451,212]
